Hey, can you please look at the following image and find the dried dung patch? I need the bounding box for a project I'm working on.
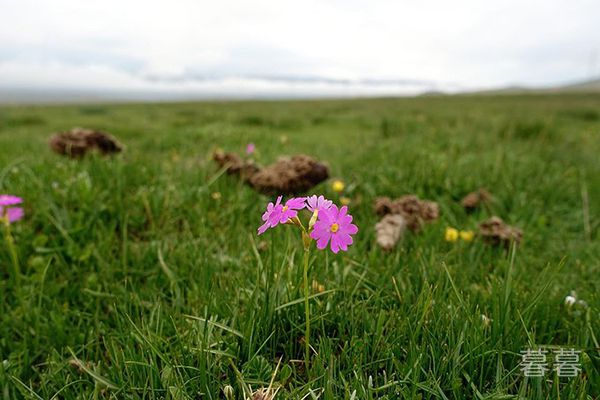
[373,194,439,250]
[213,151,329,195]
[374,195,439,232]
[461,188,492,212]
[49,127,122,158]
[213,150,260,181]
[375,214,407,251]
[249,155,329,195]
[478,216,522,248]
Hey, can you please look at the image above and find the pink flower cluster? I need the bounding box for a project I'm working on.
[258,195,358,253]
[0,194,24,224]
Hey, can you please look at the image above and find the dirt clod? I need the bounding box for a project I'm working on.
[213,150,260,180]
[213,151,329,195]
[478,216,522,248]
[375,214,407,251]
[49,127,122,158]
[249,154,329,195]
[374,195,439,232]
[461,188,492,211]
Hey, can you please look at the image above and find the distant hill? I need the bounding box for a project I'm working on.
[553,78,600,92]
[470,78,600,96]
[1,77,599,104]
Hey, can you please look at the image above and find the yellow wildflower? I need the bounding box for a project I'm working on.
[332,179,345,193]
[445,227,459,242]
[459,230,475,242]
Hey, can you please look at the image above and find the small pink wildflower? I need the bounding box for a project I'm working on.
[0,194,24,223]
[246,143,256,155]
[258,196,283,235]
[279,197,306,223]
[306,195,333,213]
[310,205,358,253]
[258,196,306,234]
[0,195,22,206]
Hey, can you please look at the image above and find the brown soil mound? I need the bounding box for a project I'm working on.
[478,216,522,248]
[375,214,407,251]
[213,150,260,180]
[249,155,329,195]
[374,195,439,232]
[213,151,329,195]
[49,128,122,158]
[461,188,492,211]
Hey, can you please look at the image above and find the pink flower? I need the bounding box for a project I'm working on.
[306,195,333,213]
[257,196,306,235]
[0,194,24,223]
[310,205,358,253]
[279,197,306,223]
[5,208,24,223]
[258,196,283,235]
[0,195,22,206]
[246,143,256,155]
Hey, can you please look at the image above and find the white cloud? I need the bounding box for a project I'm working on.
[0,0,599,95]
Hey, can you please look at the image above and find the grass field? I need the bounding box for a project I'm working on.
[0,94,599,399]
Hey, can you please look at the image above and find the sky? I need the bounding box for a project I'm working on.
[1,0,599,98]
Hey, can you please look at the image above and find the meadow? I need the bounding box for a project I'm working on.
[0,94,599,399]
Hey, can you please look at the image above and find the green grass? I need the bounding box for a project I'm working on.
[0,94,599,399]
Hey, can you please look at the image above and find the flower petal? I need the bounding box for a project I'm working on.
[307,195,318,211]
[318,205,336,225]
[7,207,24,223]
[340,214,353,226]
[346,223,358,235]
[257,221,270,235]
[321,198,333,210]
[316,232,331,250]
[330,234,341,253]
[338,205,348,219]
[279,208,297,223]
[312,219,329,232]
[338,234,351,251]
[262,207,272,222]
[286,197,306,210]
[0,195,23,206]
[258,201,283,234]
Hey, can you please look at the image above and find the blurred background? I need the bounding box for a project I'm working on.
[1,0,599,102]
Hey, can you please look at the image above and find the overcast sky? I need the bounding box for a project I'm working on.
[1,0,599,97]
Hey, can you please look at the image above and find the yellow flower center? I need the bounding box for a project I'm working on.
[330,223,339,233]
[282,205,288,212]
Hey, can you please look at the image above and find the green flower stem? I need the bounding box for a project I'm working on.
[302,245,310,372]
[3,218,20,285]
[297,219,312,373]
